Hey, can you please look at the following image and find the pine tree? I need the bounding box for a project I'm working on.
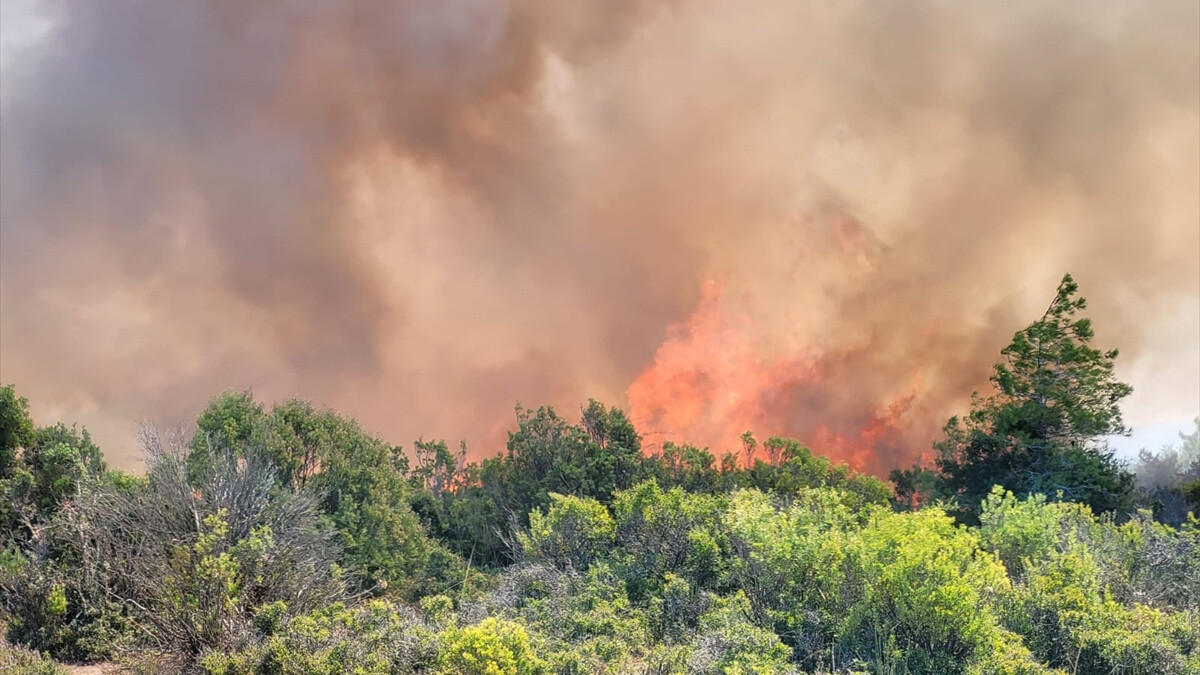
[934,274,1136,520]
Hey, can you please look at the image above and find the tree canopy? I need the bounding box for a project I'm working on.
[915,274,1137,520]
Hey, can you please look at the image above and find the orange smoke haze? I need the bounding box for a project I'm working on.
[1,0,1197,474]
[628,274,929,473]
[628,217,928,473]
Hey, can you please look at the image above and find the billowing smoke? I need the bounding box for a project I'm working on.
[2,0,1197,472]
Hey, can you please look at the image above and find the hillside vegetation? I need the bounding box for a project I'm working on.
[2,275,1198,674]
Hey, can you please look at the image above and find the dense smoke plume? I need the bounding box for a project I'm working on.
[1,0,1197,472]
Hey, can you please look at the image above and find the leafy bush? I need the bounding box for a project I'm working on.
[62,429,346,657]
[438,617,547,675]
[463,563,651,673]
[845,508,1011,673]
[0,551,134,661]
[202,600,438,675]
[1006,545,1198,673]
[187,392,470,599]
[521,493,615,570]
[979,488,1068,577]
[686,593,794,675]
[0,642,67,675]
[612,480,729,598]
[4,373,1196,675]
[723,487,867,662]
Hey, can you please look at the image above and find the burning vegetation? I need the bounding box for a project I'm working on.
[1,0,1196,472]
[0,1,1198,672]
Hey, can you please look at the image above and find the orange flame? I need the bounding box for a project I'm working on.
[627,279,816,456]
[627,276,922,473]
[807,391,918,471]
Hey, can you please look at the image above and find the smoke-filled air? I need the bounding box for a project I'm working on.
[2,0,1198,472]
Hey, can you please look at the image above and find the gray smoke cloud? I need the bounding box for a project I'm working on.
[1,0,1197,472]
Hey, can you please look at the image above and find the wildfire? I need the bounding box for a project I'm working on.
[627,275,922,474]
[807,391,918,471]
[627,279,816,457]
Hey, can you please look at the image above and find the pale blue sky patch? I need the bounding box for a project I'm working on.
[1109,417,1199,462]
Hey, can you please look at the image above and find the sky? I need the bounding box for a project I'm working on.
[1,0,1197,473]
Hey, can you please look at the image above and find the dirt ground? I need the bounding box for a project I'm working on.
[64,665,118,674]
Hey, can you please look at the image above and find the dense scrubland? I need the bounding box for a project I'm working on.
[2,275,1198,674]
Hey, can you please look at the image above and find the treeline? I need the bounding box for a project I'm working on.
[1,274,1198,674]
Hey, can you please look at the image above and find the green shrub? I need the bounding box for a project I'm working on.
[0,643,67,675]
[723,487,869,661]
[966,629,1065,675]
[59,435,347,658]
[520,493,615,570]
[1070,603,1197,674]
[979,488,1067,577]
[252,601,289,637]
[421,594,455,626]
[203,600,438,675]
[468,563,651,674]
[0,551,134,662]
[612,480,729,598]
[686,592,793,675]
[843,508,1011,674]
[649,573,709,641]
[438,617,547,675]
[1002,530,1198,674]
